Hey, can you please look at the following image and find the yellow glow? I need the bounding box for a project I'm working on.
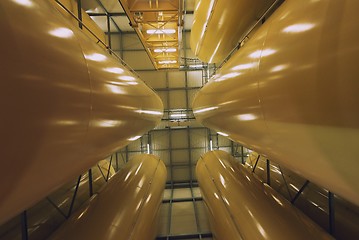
[49,27,73,38]
[193,106,218,114]
[104,67,124,74]
[146,29,176,34]
[231,63,257,71]
[237,114,257,121]
[85,53,107,62]
[217,132,229,137]
[12,0,33,7]
[128,135,141,141]
[283,23,315,33]
[118,75,136,81]
[249,49,276,58]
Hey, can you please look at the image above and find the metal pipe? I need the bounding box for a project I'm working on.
[196,150,332,239]
[192,0,359,205]
[0,0,163,224]
[49,154,166,240]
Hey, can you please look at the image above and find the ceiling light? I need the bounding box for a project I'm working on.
[159,60,177,64]
[146,29,176,34]
[154,48,177,53]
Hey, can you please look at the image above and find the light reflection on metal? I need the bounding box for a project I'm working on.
[12,0,33,7]
[283,23,315,33]
[84,53,107,61]
[49,27,74,38]
[104,67,124,74]
[128,135,141,141]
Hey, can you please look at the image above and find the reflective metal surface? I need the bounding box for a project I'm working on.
[196,150,332,239]
[245,152,359,239]
[192,0,359,205]
[50,154,166,240]
[0,0,163,224]
[190,0,275,63]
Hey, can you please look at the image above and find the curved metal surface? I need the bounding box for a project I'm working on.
[0,0,163,224]
[190,0,275,64]
[49,154,167,240]
[192,0,359,205]
[197,150,332,239]
[245,153,359,239]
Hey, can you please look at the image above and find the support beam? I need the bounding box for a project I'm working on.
[291,180,310,204]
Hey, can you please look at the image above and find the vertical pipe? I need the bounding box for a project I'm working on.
[266,159,271,186]
[328,191,335,235]
[241,145,244,164]
[106,15,112,52]
[77,0,82,29]
[252,155,260,173]
[67,175,82,218]
[21,211,28,240]
[88,169,93,197]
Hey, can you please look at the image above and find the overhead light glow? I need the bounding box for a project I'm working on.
[49,27,73,38]
[104,67,124,74]
[135,110,163,115]
[237,114,257,121]
[193,106,218,114]
[249,49,276,59]
[12,0,33,7]
[146,29,176,34]
[217,132,229,137]
[170,113,187,118]
[271,64,289,72]
[159,60,177,64]
[128,135,141,141]
[85,53,107,62]
[154,48,177,53]
[283,23,315,33]
[118,75,136,81]
[231,63,256,71]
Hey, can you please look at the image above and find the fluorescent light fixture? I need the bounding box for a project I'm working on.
[210,140,213,150]
[128,135,141,141]
[85,53,107,62]
[283,23,315,33]
[217,132,229,137]
[159,60,177,64]
[154,48,177,53]
[170,113,187,118]
[146,29,176,34]
[104,67,124,74]
[49,27,73,38]
[147,144,150,154]
[118,75,136,81]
